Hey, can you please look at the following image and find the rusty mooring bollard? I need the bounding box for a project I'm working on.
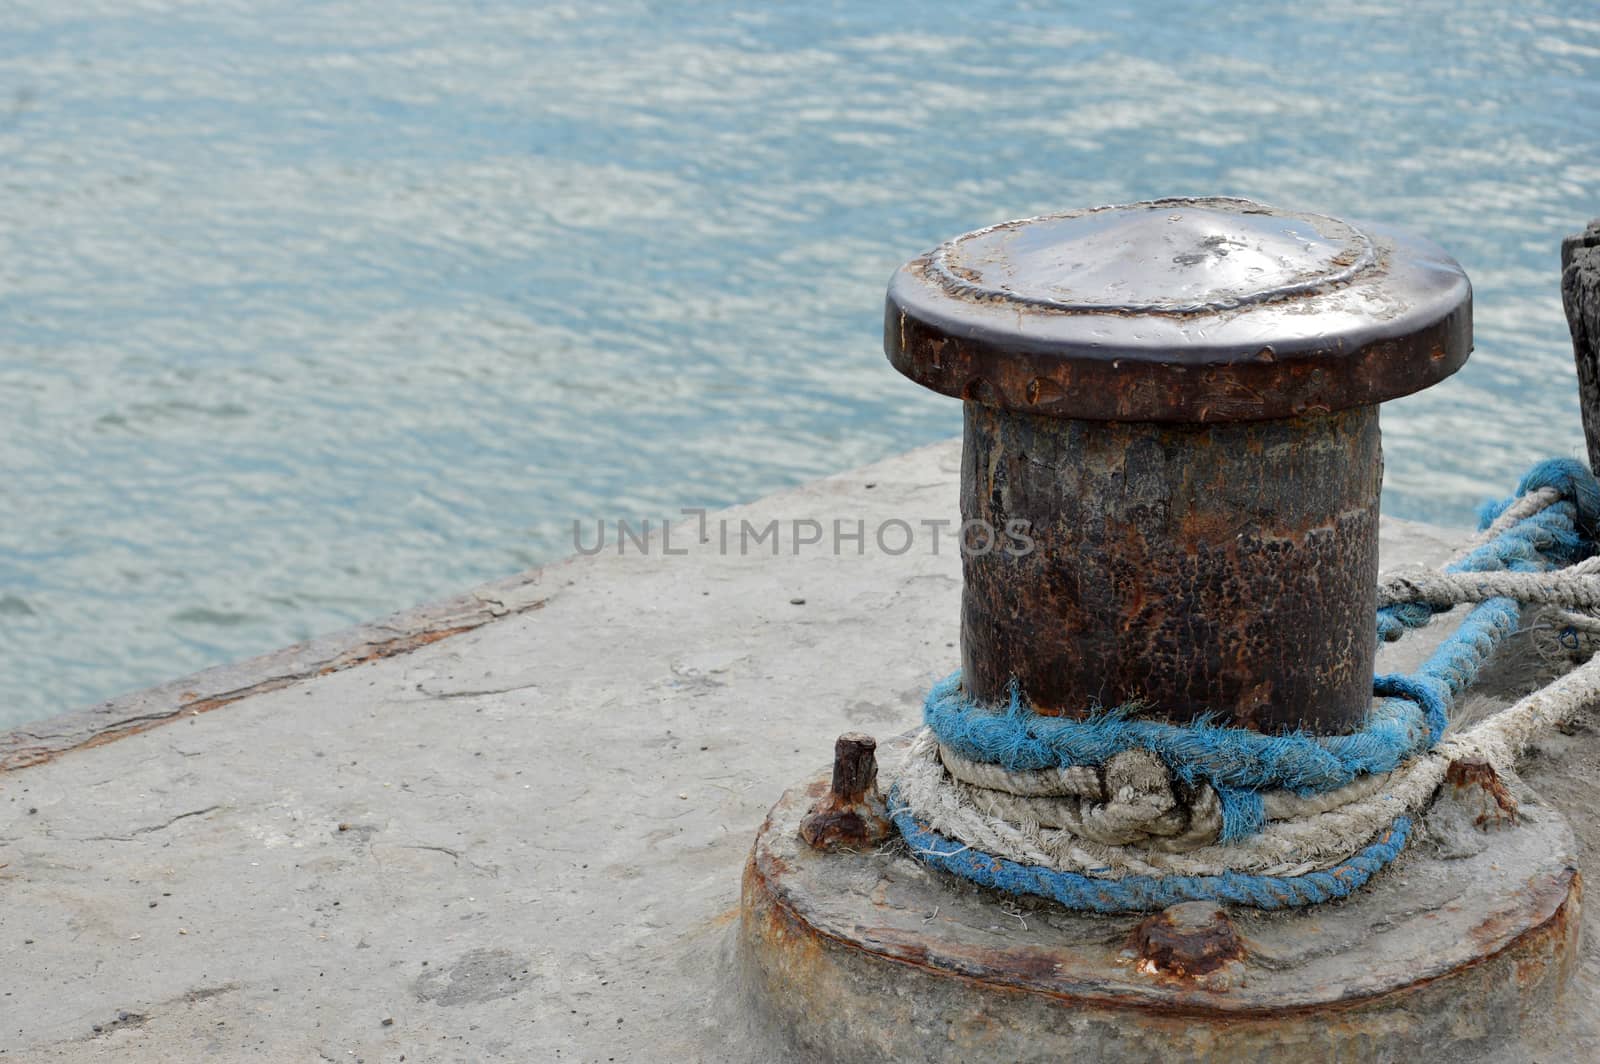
[885,197,1472,731]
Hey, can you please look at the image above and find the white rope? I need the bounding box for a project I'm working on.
[899,730,1374,876]
[1378,557,1600,609]
[937,741,1392,850]
[937,744,1102,797]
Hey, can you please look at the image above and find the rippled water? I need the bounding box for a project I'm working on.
[1,1,1596,727]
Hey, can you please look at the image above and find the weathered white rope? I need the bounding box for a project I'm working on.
[900,730,1383,876]
[1378,556,1600,609]
[1553,610,1600,634]
[937,744,1102,797]
[937,741,1392,850]
[953,747,1217,849]
[898,649,1600,877]
[1547,606,1600,664]
[957,767,1220,852]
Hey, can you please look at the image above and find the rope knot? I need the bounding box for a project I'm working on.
[1516,457,1600,539]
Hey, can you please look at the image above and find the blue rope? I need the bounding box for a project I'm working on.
[899,458,1599,910]
[924,674,1433,815]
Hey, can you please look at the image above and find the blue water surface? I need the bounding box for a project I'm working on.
[1,1,1597,726]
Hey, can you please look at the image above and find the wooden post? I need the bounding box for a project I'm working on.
[1563,220,1600,474]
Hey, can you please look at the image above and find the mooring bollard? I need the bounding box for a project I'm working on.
[744,199,1589,1061]
[884,197,1472,731]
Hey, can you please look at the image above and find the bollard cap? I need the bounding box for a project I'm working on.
[884,197,1472,422]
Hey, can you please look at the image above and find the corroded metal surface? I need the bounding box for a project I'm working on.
[1129,902,1244,979]
[799,732,892,851]
[960,403,1380,727]
[884,197,1472,424]
[741,739,1580,1063]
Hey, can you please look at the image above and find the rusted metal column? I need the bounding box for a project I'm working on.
[885,197,1472,732]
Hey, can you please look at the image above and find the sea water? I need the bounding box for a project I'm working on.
[1,0,1596,725]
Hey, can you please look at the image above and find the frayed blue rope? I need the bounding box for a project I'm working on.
[891,788,1411,914]
[901,458,1599,908]
[924,673,1431,815]
[1216,786,1265,841]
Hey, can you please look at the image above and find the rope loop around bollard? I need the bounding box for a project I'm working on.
[893,457,1600,911]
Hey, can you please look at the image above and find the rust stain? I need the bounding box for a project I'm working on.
[701,905,742,932]
[1129,903,1245,979]
[1,600,545,774]
[1446,755,1520,828]
[314,625,474,675]
[1468,871,1577,953]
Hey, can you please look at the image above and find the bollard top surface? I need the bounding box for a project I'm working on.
[884,196,1472,422]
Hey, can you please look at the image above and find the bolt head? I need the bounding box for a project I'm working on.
[1131,901,1245,978]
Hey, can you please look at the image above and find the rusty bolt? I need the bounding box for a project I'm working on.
[1446,755,1519,829]
[885,197,1472,732]
[1129,901,1245,978]
[800,732,893,852]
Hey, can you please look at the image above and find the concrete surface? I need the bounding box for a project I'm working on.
[1,437,1596,1062]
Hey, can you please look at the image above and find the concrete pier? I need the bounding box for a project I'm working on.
[3,438,1600,1061]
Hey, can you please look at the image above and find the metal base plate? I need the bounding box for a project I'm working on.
[740,739,1581,1063]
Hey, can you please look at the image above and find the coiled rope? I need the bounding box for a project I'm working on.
[890,458,1600,912]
